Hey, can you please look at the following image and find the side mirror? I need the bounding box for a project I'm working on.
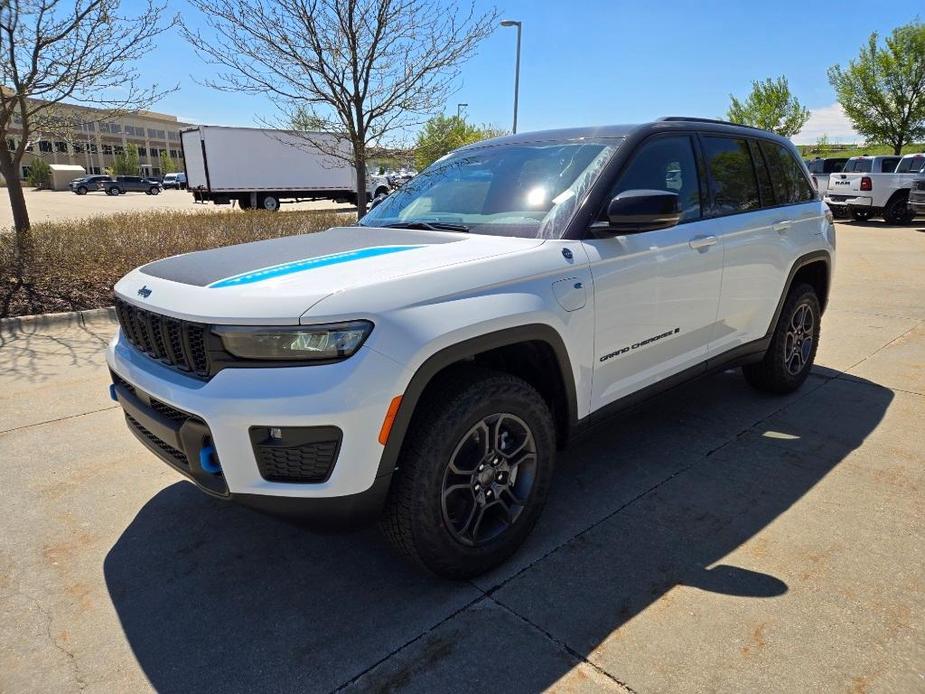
[592,189,682,236]
[369,193,387,210]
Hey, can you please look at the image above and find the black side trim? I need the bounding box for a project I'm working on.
[374,324,578,479]
[766,250,832,335]
[576,335,770,436]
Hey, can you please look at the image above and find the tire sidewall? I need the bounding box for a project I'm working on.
[770,287,820,389]
[411,380,555,574]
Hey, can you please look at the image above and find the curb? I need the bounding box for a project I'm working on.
[0,305,116,335]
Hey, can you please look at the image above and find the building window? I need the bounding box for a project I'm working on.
[147,128,167,139]
[88,143,98,154]
[5,138,15,151]
[39,140,53,152]
[90,166,101,175]
[152,167,162,176]
[150,147,160,157]
[168,131,179,141]
[124,125,137,136]
[22,166,32,178]
[113,145,123,155]
[72,142,85,153]
[102,144,113,155]
[169,149,179,159]
[55,141,68,153]
[137,147,147,157]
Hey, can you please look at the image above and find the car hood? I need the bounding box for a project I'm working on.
[114,225,545,324]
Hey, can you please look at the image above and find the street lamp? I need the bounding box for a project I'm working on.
[500,19,522,134]
[457,103,468,119]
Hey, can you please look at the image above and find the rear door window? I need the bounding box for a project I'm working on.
[880,158,900,173]
[759,141,815,204]
[702,136,759,214]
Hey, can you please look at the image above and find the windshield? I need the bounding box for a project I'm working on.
[360,138,622,238]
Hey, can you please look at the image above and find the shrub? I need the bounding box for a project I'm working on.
[1,208,352,317]
[28,159,52,189]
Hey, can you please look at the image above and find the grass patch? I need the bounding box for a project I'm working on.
[1,208,352,318]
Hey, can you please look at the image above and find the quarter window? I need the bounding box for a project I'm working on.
[750,140,775,207]
[702,136,759,214]
[604,135,703,223]
[760,141,815,204]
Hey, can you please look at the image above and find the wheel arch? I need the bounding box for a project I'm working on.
[765,250,832,338]
[375,324,578,480]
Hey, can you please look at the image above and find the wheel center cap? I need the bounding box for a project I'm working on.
[478,467,495,485]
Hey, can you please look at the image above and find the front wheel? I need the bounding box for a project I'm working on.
[883,194,914,225]
[380,369,556,578]
[149,187,160,195]
[108,187,120,196]
[743,283,820,394]
[76,186,87,195]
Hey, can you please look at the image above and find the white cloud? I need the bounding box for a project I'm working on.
[792,103,860,145]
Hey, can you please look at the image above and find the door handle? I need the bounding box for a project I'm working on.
[772,221,792,233]
[689,235,718,250]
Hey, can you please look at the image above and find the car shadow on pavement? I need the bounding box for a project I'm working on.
[103,369,893,693]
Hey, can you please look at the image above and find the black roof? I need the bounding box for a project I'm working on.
[460,116,793,151]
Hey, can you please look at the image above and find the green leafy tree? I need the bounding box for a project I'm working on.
[414,115,506,170]
[111,143,140,175]
[726,76,810,137]
[27,158,51,189]
[828,22,925,155]
[159,149,177,174]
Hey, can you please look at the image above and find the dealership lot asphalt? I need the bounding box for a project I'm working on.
[0,188,353,227]
[1,220,923,693]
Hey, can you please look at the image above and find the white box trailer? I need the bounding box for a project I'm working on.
[180,126,390,210]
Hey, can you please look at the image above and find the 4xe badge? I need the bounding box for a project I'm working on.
[137,285,152,298]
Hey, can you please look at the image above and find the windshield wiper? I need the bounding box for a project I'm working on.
[380,220,470,233]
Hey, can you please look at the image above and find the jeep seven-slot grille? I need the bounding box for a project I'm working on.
[115,298,210,378]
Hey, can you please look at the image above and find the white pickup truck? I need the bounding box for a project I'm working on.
[824,153,925,223]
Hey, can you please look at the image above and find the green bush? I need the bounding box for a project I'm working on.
[28,159,52,189]
[1,208,351,317]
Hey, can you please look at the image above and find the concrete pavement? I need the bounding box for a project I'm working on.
[0,220,923,693]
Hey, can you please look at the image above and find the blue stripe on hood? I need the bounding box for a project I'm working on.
[208,245,425,288]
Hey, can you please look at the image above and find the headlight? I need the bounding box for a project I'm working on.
[213,321,373,361]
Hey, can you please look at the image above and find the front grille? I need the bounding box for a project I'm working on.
[125,413,189,468]
[115,298,210,378]
[254,440,339,483]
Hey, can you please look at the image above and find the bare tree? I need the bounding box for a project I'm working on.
[182,0,499,216]
[0,0,175,250]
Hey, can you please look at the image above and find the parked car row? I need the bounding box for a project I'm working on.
[807,153,925,224]
[69,173,186,196]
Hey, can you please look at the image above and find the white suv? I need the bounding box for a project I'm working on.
[108,117,835,577]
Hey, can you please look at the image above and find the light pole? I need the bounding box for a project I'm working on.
[500,19,522,134]
[457,103,468,119]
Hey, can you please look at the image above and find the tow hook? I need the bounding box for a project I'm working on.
[199,444,222,475]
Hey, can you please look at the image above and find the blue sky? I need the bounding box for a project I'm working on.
[141,0,921,144]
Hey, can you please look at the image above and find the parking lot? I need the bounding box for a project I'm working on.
[0,188,353,227]
[0,220,922,692]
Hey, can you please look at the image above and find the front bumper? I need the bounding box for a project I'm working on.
[823,195,874,210]
[107,330,407,525]
[909,191,925,214]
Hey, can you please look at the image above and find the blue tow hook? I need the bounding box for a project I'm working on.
[199,444,222,475]
[109,384,119,402]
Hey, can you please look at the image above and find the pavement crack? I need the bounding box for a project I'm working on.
[0,405,120,436]
[487,595,637,693]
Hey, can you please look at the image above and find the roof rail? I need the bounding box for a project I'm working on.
[658,116,763,131]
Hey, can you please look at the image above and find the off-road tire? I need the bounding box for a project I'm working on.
[380,368,556,578]
[743,283,820,394]
[883,193,914,225]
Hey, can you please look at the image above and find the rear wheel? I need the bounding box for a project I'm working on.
[238,196,253,210]
[380,369,556,578]
[259,194,280,211]
[107,186,120,196]
[743,283,820,394]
